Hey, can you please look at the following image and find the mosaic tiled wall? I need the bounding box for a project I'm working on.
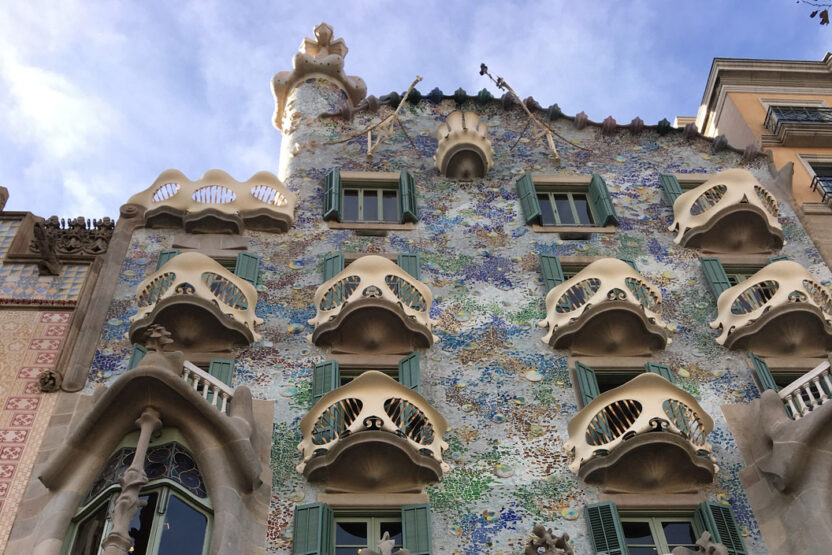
[87,82,832,554]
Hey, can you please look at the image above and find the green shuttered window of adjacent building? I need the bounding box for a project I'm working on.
[322,254,345,281]
[292,503,334,555]
[311,361,340,406]
[323,168,342,222]
[126,344,147,370]
[539,254,565,292]
[585,502,627,555]
[234,252,261,285]
[398,352,421,392]
[401,504,432,555]
[589,173,619,226]
[659,174,684,207]
[694,502,747,555]
[399,170,419,223]
[397,253,421,280]
[748,353,777,392]
[156,249,180,270]
[516,172,541,224]
[208,359,234,386]
[575,361,600,408]
[700,257,732,300]
[644,362,673,382]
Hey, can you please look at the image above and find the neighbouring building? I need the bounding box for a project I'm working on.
[2,22,831,555]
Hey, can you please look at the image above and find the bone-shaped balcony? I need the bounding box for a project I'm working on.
[127,169,297,234]
[538,258,669,356]
[710,260,832,356]
[668,168,783,253]
[129,252,263,351]
[565,373,716,493]
[297,371,448,493]
[308,255,437,354]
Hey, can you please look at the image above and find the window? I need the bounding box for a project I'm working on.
[658,173,711,206]
[700,255,787,301]
[809,162,832,202]
[65,439,211,555]
[312,353,421,406]
[516,173,618,231]
[574,360,673,408]
[538,254,638,293]
[335,515,402,553]
[323,169,418,226]
[155,249,261,284]
[620,516,699,554]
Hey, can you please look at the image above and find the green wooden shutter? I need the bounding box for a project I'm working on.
[694,502,747,555]
[618,257,638,271]
[292,502,333,555]
[399,170,418,223]
[516,172,542,224]
[700,257,732,300]
[585,502,627,555]
[589,174,619,226]
[575,361,600,408]
[322,254,345,281]
[397,253,421,280]
[156,249,180,270]
[767,254,789,263]
[312,361,340,406]
[208,358,234,386]
[749,352,777,392]
[401,504,432,555]
[539,254,565,292]
[659,174,684,207]
[644,362,673,382]
[323,168,342,222]
[126,344,147,370]
[234,252,261,285]
[398,353,421,393]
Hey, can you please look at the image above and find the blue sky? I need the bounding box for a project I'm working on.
[0,1,828,218]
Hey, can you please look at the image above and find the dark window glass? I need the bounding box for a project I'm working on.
[554,194,575,225]
[538,194,556,225]
[343,190,359,221]
[628,548,659,555]
[157,494,208,555]
[812,165,832,177]
[336,521,367,545]
[596,372,639,393]
[623,520,655,545]
[70,502,109,555]
[573,194,593,225]
[380,521,403,546]
[363,190,379,221]
[662,521,697,548]
[128,492,158,553]
[382,191,398,222]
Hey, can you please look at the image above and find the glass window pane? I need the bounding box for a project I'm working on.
[573,194,593,225]
[538,194,556,225]
[628,548,659,555]
[554,194,576,225]
[363,190,379,221]
[623,521,655,545]
[128,492,157,554]
[156,494,208,555]
[343,190,359,221]
[380,521,403,546]
[70,502,109,555]
[382,191,398,222]
[662,521,697,547]
[335,521,367,545]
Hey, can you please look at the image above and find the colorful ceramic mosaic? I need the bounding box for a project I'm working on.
[85,83,832,554]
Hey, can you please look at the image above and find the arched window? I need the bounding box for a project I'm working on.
[65,437,211,555]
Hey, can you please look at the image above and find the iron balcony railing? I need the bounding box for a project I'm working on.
[811,174,832,203]
[764,105,832,136]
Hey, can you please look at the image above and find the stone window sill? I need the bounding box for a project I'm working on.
[531,224,616,235]
[328,221,416,234]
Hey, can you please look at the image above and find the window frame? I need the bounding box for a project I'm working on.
[536,189,597,227]
[519,173,618,234]
[619,512,701,554]
[342,185,401,224]
[333,512,403,552]
[325,170,418,231]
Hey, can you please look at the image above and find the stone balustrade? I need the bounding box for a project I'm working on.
[127,169,296,233]
[779,359,832,419]
[181,361,235,413]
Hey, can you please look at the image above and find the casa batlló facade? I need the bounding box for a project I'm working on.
[1,22,831,555]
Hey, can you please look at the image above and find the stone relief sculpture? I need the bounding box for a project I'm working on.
[357,532,411,555]
[670,531,728,555]
[524,524,574,555]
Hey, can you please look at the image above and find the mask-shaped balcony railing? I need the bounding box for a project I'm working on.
[308,255,437,354]
[710,260,832,356]
[668,168,783,253]
[129,252,263,351]
[297,371,449,492]
[126,169,297,234]
[565,373,716,492]
[538,258,670,356]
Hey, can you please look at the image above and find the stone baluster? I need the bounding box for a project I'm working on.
[802,382,818,411]
[785,395,801,420]
[813,376,828,404]
[101,408,162,555]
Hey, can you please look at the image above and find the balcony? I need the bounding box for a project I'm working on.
[181,360,235,413]
[811,174,832,204]
[129,252,263,351]
[538,258,670,356]
[778,359,832,419]
[308,255,437,354]
[127,169,297,234]
[669,168,784,253]
[565,373,716,493]
[710,260,832,356]
[763,105,832,147]
[433,111,495,179]
[296,371,448,493]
